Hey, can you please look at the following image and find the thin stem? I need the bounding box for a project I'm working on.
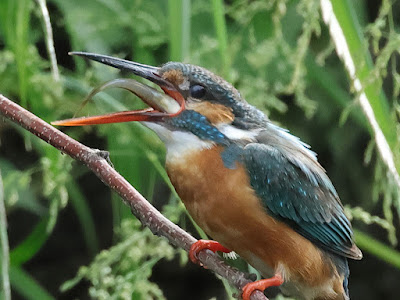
[35,0,60,82]
[0,171,11,300]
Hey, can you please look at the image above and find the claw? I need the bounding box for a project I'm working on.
[189,240,231,265]
[242,274,284,300]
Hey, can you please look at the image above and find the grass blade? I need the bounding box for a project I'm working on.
[67,181,100,256]
[0,171,11,300]
[9,265,55,300]
[10,217,51,266]
[354,229,400,269]
[211,0,229,76]
[15,0,31,107]
[168,0,191,61]
[320,0,400,188]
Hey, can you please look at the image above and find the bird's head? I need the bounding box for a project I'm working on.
[53,52,268,160]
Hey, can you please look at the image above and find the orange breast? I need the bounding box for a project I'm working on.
[166,145,342,294]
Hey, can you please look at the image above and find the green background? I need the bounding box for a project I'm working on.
[1,0,400,299]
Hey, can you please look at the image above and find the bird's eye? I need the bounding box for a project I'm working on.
[189,84,206,98]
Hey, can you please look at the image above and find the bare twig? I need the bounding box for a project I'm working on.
[0,94,267,300]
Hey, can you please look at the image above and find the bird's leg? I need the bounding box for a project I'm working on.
[189,240,231,265]
[241,273,284,300]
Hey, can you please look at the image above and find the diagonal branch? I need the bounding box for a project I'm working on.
[0,94,267,300]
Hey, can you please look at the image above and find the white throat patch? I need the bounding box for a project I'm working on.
[142,122,214,163]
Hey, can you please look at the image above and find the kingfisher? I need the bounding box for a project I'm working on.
[53,52,362,300]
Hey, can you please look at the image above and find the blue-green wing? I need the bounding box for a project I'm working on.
[243,141,362,260]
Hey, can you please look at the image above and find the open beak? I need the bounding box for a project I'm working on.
[52,52,184,126]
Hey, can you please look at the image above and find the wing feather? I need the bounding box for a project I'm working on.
[243,130,362,260]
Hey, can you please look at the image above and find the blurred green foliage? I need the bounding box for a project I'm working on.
[61,219,177,300]
[1,0,400,299]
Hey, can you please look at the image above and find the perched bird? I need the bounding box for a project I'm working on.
[54,52,362,300]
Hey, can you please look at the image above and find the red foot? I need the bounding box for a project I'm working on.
[189,240,231,264]
[242,274,284,300]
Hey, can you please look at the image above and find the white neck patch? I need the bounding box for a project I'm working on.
[142,122,214,164]
[217,124,259,142]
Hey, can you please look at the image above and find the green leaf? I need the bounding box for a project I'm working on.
[67,181,100,256]
[330,0,398,163]
[10,217,51,266]
[9,265,55,300]
[354,229,400,269]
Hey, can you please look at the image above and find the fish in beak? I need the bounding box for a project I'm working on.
[51,52,185,126]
